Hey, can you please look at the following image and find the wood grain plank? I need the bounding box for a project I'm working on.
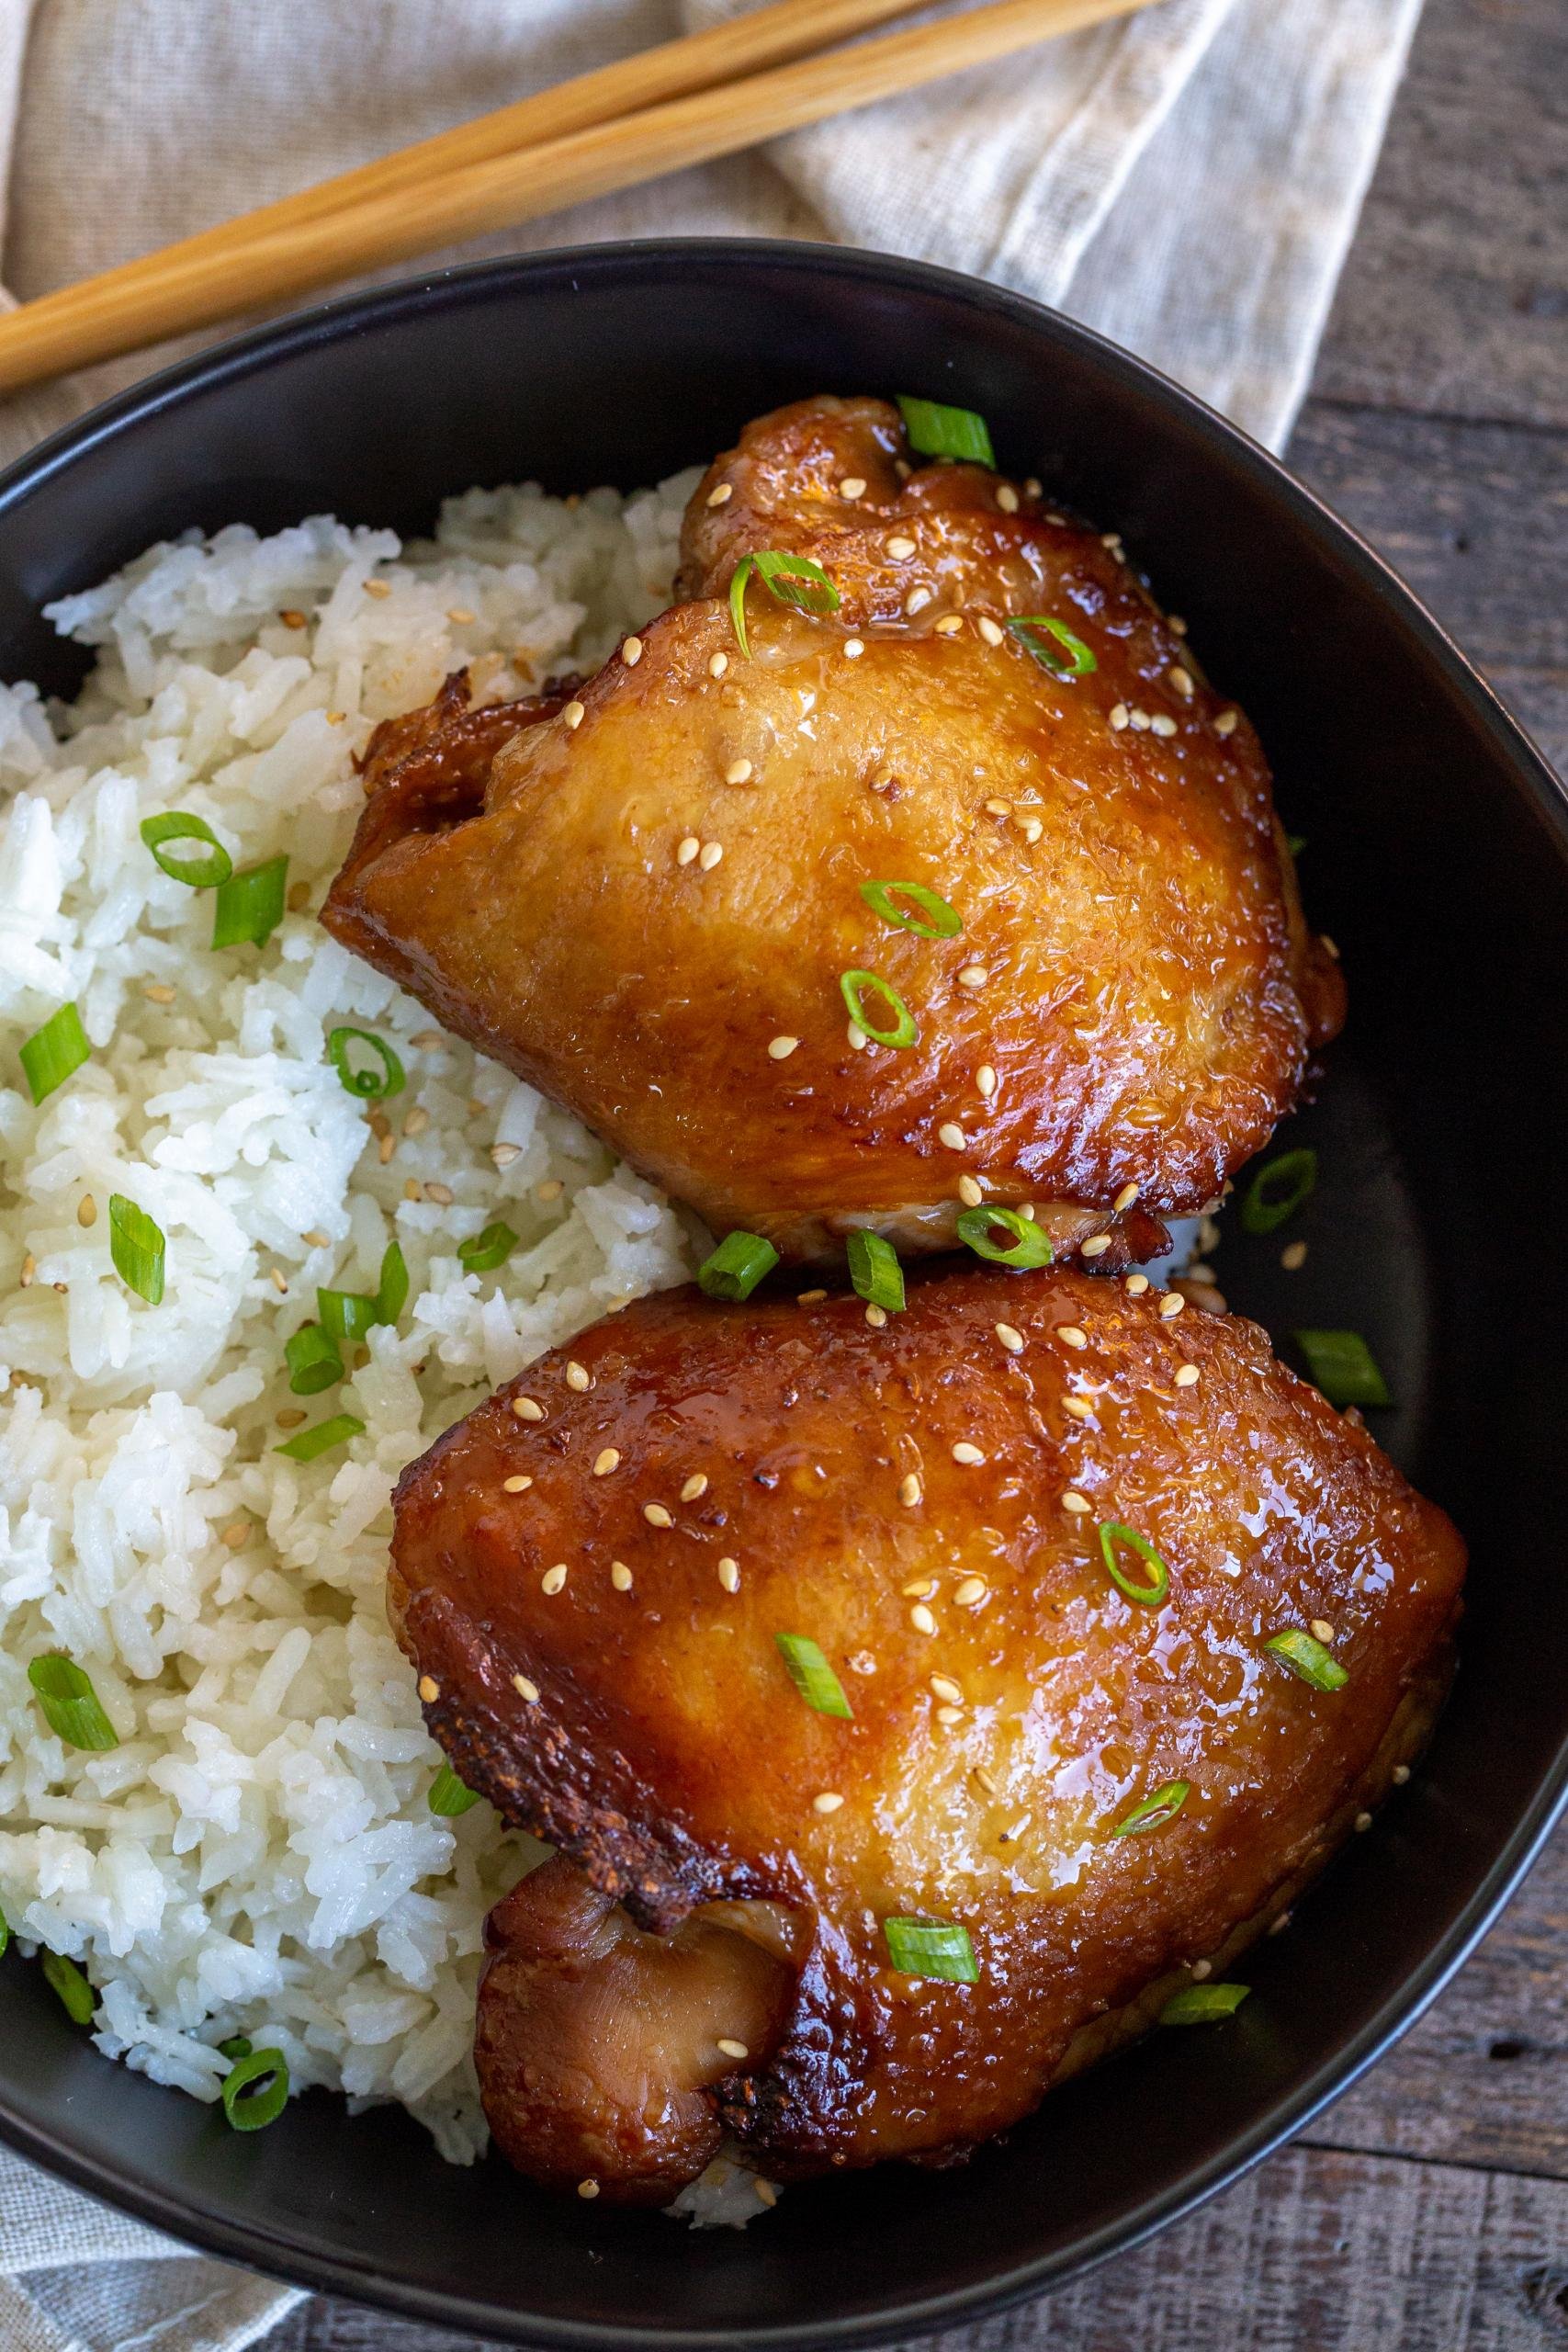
[1310,0,1568,432]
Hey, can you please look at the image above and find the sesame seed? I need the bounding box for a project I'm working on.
[905,587,932,616]
[796,1289,828,1305]
[904,1577,937,1598]
[403,1106,430,1136]
[1131,709,1152,731]
[1269,1911,1293,1937]
[643,1503,673,1528]
[1124,1272,1150,1295]
[417,1675,440,1702]
[1018,1204,1036,1219]
[706,481,733,506]
[953,1577,987,1608]
[1025,478,1042,498]
[623,635,644,667]
[996,483,1020,514]
[1159,1292,1186,1320]
[768,1035,799,1060]
[611,1562,633,1591]
[270,1267,288,1295]
[934,614,964,638]
[302,1228,330,1248]
[502,1474,533,1493]
[1112,1182,1141,1213]
[931,1675,964,1704]
[1019,815,1044,842]
[1110,704,1130,731]
[1281,1239,1308,1271]
[288,881,311,912]
[1174,1364,1200,1389]
[536,1179,564,1203]
[1168,666,1194,698]
[813,1792,844,1815]
[995,1322,1024,1353]
[936,1704,963,1725]
[1393,1764,1411,1785]
[491,1143,522,1168]
[221,1521,249,1550]
[578,2178,600,2200]
[1101,532,1122,552]
[726,757,753,785]
[909,1603,937,1634]
[957,1174,984,1207]
[1170,614,1187,634]
[951,1441,986,1465]
[513,1673,540,1703]
[513,1396,546,1422]
[977,616,1005,647]
[754,2178,778,2208]
[541,1564,569,1596]
[886,537,917,560]
[566,1361,591,1392]
[899,1474,922,1507]
[424,1182,454,1206]
[562,701,585,730]
[1057,1325,1089,1350]
[974,1766,999,1796]
[1311,1619,1335,1643]
[1355,1811,1372,1833]
[1063,1491,1091,1514]
[717,1556,740,1591]
[1080,1235,1112,1259]
[840,476,867,500]
[1150,714,1178,738]
[448,606,478,627]
[279,608,307,629]
[1190,1959,1213,1982]
[717,2038,750,2060]
[957,965,987,989]
[984,797,1012,816]
[1214,708,1238,737]
[843,638,865,660]
[276,1408,307,1430]
[412,1031,445,1050]
[678,835,700,865]
[709,650,728,678]
[847,1023,868,1050]
[699,842,724,871]
[1321,935,1341,961]
[939,1123,967,1151]
[142,982,176,1003]
[681,1473,709,1502]
[76,1194,96,1227]
[865,1303,887,1329]
[976,1065,997,1098]
[1063,1396,1092,1420]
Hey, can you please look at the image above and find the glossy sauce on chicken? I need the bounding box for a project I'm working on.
[324,396,1343,1261]
[389,1266,1463,2201]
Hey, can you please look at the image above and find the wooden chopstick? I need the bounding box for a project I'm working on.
[0,0,1153,396]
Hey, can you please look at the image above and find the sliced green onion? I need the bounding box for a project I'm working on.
[19,1003,90,1104]
[697,1229,779,1302]
[728,550,840,657]
[217,2036,253,2063]
[883,1917,979,1984]
[955,1204,1053,1269]
[377,1238,409,1325]
[847,1230,905,1314]
[430,1764,481,1816]
[211,854,288,950]
[1240,1147,1317,1235]
[274,1412,365,1464]
[140,811,232,888]
[0,1904,8,1959]
[108,1193,165,1305]
[1293,1329,1391,1408]
[897,396,996,468]
[775,1633,853,1721]
[839,969,918,1049]
[318,1241,407,1341]
[457,1221,519,1274]
[285,1323,344,1396]
[1266,1626,1348,1691]
[1097,1521,1169,1608]
[1112,1780,1190,1838]
[221,2046,290,2132]
[1008,616,1097,677]
[859,879,962,940]
[28,1655,118,1751]
[327,1025,404,1101]
[1161,1982,1249,2026]
[41,1951,96,2025]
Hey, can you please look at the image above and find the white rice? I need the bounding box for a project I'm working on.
[0,469,709,2163]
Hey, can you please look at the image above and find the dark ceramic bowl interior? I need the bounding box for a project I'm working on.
[1,242,1564,2349]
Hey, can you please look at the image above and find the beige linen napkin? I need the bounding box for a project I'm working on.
[0,0,1421,2344]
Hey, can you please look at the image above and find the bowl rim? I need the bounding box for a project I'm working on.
[0,233,1564,2349]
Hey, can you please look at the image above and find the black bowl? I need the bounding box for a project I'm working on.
[1,241,1564,2348]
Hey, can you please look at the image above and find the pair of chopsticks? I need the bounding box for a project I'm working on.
[0,0,1155,398]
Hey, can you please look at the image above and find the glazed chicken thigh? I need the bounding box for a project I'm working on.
[324,396,1343,1261]
[389,1266,1463,2203]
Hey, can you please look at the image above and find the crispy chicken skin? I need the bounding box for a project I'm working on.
[389,1266,1463,2202]
[322,396,1344,1262]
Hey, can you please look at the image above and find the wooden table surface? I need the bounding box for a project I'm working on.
[274,2,1568,2343]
